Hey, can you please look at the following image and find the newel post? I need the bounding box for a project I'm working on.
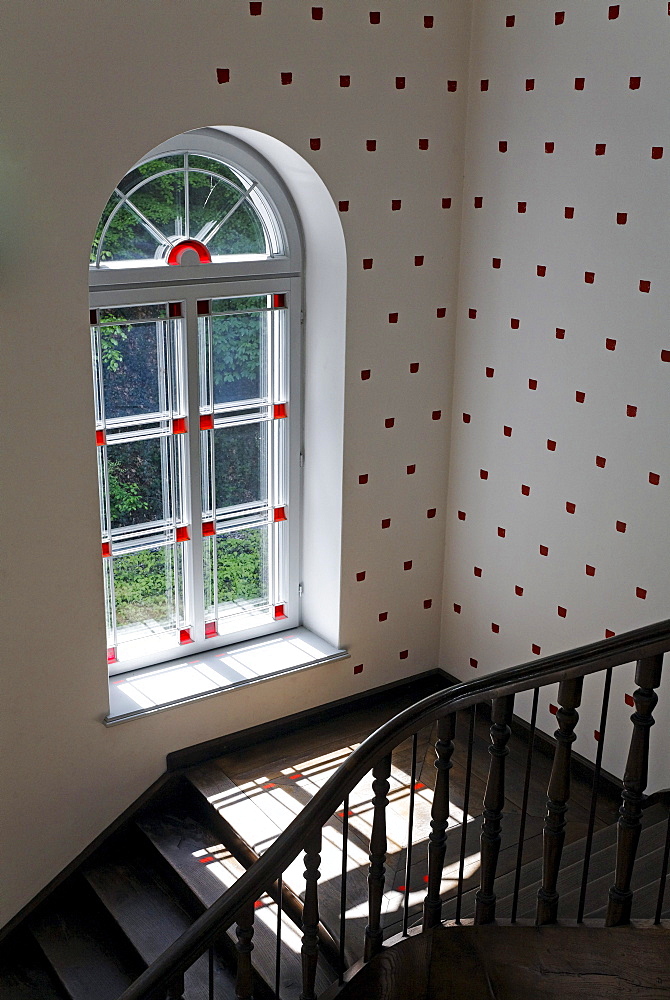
[606,653,664,926]
[475,694,514,924]
[536,676,583,925]
[423,714,456,930]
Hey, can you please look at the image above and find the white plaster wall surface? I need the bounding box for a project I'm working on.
[0,1,469,924]
[440,0,670,789]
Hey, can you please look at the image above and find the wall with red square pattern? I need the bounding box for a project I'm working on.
[440,0,669,787]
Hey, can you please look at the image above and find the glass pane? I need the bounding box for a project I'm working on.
[117,155,184,196]
[209,309,265,405]
[204,526,268,613]
[106,438,168,529]
[213,423,267,510]
[112,544,179,632]
[99,203,164,262]
[208,199,266,255]
[188,171,245,242]
[127,172,186,243]
[211,296,267,313]
[188,155,246,189]
[101,320,162,419]
[91,192,121,263]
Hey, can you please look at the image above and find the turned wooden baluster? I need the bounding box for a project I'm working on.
[234,900,255,1000]
[536,677,583,924]
[606,653,664,926]
[300,829,322,1000]
[165,972,185,1000]
[422,715,456,930]
[475,694,514,924]
[364,753,392,960]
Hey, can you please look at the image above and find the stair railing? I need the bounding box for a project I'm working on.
[117,619,670,1000]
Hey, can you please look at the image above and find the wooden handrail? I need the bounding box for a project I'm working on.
[117,618,670,1000]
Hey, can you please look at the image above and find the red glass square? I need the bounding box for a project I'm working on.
[172,417,187,434]
[379,612,387,622]
[511,318,520,329]
[197,300,210,315]
[169,302,182,318]
[565,207,574,219]
[424,15,433,27]
[180,628,194,644]
[468,308,477,319]
[462,413,471,423]
[547,439,556,451]
[354,663,364,674]
[338,200,349,212]
[517,202,526,213]
[557,606,567,618]
[366,141,377,152]
[356,571,366,582]
[595,143,606,155]
[407,464,415,474]
[427,508,436,518]
[176,526,190,543]
[474,566,482,577]
[503,426,512,437]
[403,560,412,571]
[447,81,457,92]
[414,255,424,266]
[606,338,616,350]
[626,404,637,417]
[586,564,596,576]
[532,644,541,655]
[594,730,600,742]
[274,604,288,620]
[250,0,262,11]
[585,271,595,283]
[385,417,395,428]
[369,12,380,24]
[361,369,371,380]
[596,455,606,468]
[521,485,530,496]
[616,520,626,533]
[358,474,368,484]
[497,527,506,538]
[566,501,576,513]
[432,410,441,420]
[550,704,558,715]
[555,11,565,24]
[499,140,508,152]
[89,309,98,325]
[392,199,402,210]
[409,362,419,373]
[312,6,323,18]
[101,541,111,558]
[486,367,494,378]
[515,585,523,596]
[96,429,106,446]
[281,72,293,85]
[526,79,535,91]
[437,307,446,318]
[574,77,585,90]
[399,649,408,659]
[529,379,537,389]
[506,14,515,26]
[396,77,405,89]
[442,197,452,208]
[556,328,565,339]
[457,510,466,520]
[273,293,286,308]
[340,75,350,88]
[202,520,216,537]
[310,138,321,151]
[107,647,117,664]
[470,658,478,668]
[636,587,647,600]
[418,138,429,150]
[617,213,627,225]
[216,68,230,84]
[492,257,501,268]
[537,265,546,276]
[639,280,651,292]
[491,622,499,633]
[608,4,619,18]
[649,472,660,485]
[205,621,218,638]
[424,599,432,609]
[575,391,585,403]
[480,79,489,91]
[651,146,664,159]
[273,507,287,522]
[540,544,549,556]
[545,141,554,153]
[480,469,489,479]
[389,313,398,323]
[629,76,640,89]
[273,403,287,419]
[200,413,214,431]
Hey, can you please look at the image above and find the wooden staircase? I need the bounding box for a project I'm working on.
[1,622,669,1000]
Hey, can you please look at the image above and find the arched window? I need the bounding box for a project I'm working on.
[90,129,302,674]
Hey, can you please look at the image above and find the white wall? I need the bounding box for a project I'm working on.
[0,1,470,925]
[440,0,670,789]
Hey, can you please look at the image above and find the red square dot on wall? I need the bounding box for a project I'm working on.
[651,147,664,159]
[499,140,508,152]
[661,350,670,362]
[636,587,647,599]
[550,704,558,715]
[566,501,576,514]
[608,4,619,18]
[414,255,424,266]
[515,585,523,596]
[361,369,371,380]
[540,544,549,556]
[556,328,565,339]
[462,413,471,423]
[432,410,442,420]
[407,464,416,475]
[503,426,512,437]
[458,510,466,520]
[498,527,506,538]
[649,472,660,485]
[480,469,489,479]
[340,75,351,87]
[419,138,430,150]
[424,599,432,609]
[518,202,526,213]
[338,200,349,211]
[310,138,321,150]
[545,141,555,153]
[427,508,437,518]
[491,622,500,633]
[358,474,368,485]
[529,379,537,390]
[281,72,293,85]
[532,644,541,655]
[481,79,489,91]
[596,455,607,468]
[629,76,641,89]
[453,603,461,614]
[617,212,627,224]
[385,417,395,428]
[474,196,483,208]
[555,11,565,24]
[626,404,637,417]
[575,391,585,403]
[639,280,651,292]
[354,663,364,674]
[216,68,230,83]
[442,197,452,208]
[312,6,323,19]
[586,564,596,576]
[447,80,458,92]
[470,658,478,668]
[537,265,546,277]
[366,140,377,152]
[506,14,515,26]
[381,518,391,529]
[409,362,419,373]
[250,1,262,12]
[492,257,501,269]
[379,612,388,622]
[424,15,434,27]
[404,560,413,571]
[558,606,567,618]
[399,649,409,659]
[395,77,405,89]
[526,79,535,91]
[511,318,520,329]
[625,692,635,708]
[575,77,585,90]
[437,307,447,318]
[356,571,366,582]
[616,520,627,533]
[606,338,617,351]
[521,484,530,496]
[474,566,482,577]
[565,207,574,219]
[392,199,402,211]
[595,143,606,155]
[547,439,556,451]
[370,12,380,24]
[389,312,398,323]
[486,367,495,378]
[469,308,477,319]
[585,271,595,283]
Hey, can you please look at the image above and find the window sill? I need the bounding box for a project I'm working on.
[105,627,348,725]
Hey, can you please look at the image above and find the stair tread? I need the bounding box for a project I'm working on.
[0,934,68,1000]
[137,806,333,999]
[83,851,238,1000]
[29,889,144,1000]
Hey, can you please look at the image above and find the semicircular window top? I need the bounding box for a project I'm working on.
[91,150,285,268]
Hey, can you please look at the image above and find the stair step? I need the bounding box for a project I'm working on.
[136,806,333,999]
[0,932,68,1000]
[83,847,237,1000]
[28,884,145,1000]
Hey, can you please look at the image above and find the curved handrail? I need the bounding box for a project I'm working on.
[118,618,670,1000]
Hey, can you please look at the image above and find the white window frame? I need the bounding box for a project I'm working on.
[90,129,303,676]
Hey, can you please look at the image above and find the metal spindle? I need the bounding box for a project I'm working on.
[275,875,282,999]
[338,796,349,982]
[402,733,418,936]
[455,706,476,923]
[510,688,539,922]
[577,669,612,922]
[654,808,670,925]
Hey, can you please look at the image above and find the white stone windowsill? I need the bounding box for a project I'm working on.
[105,626,348,725]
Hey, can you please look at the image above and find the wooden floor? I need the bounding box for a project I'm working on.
[189,682,623,963]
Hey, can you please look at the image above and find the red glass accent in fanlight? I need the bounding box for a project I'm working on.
[273,507,287,522]
[273,293,286,308]
[176,526,190,542]
[205,621,218,638]
[197,300,210,315]
[90,309,98,325]
[96,429,106,446]
[202,520,216,537]
[273,403,287,419]
[274,604,288,620]
[200,413,214,431]
[169,302,183,318]
[167,240,212,266]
